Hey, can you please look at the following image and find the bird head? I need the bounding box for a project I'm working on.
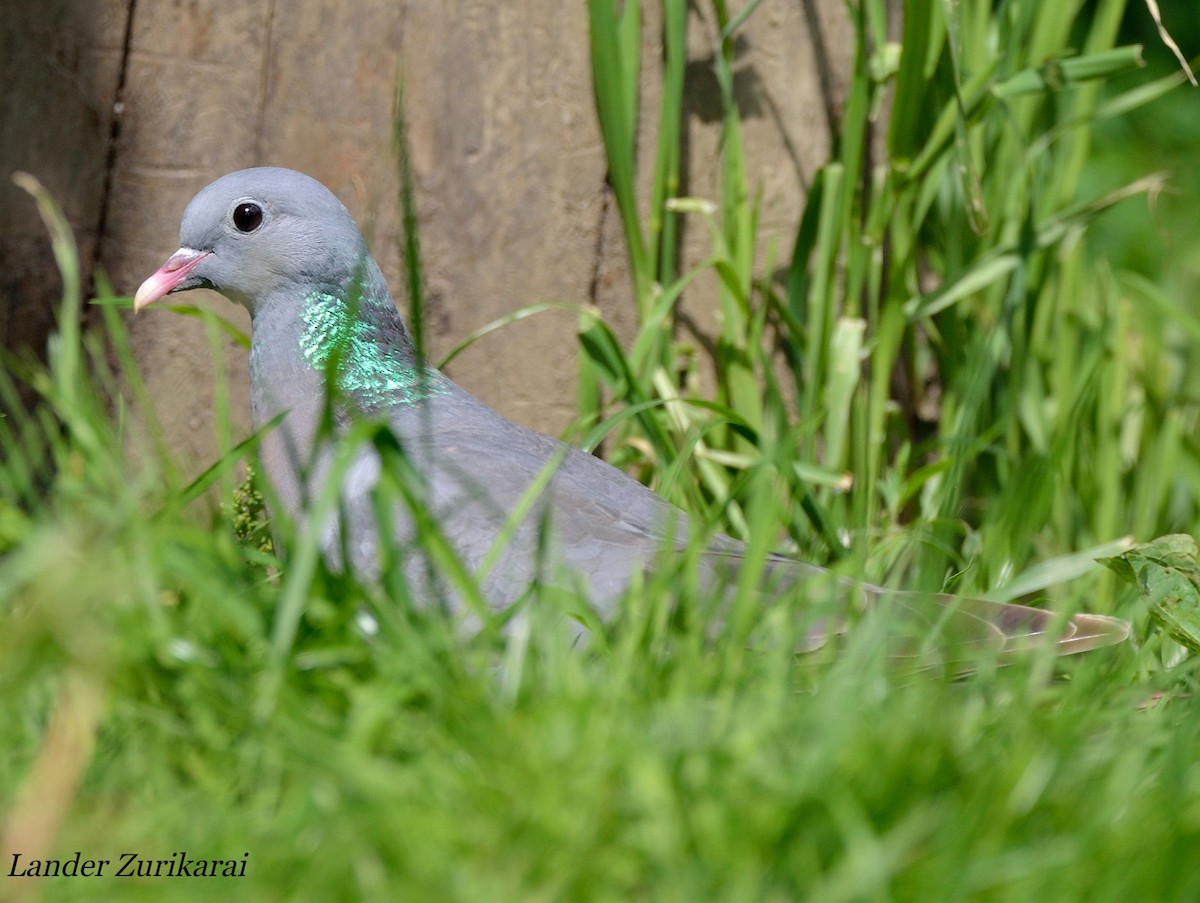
[134,167,369,317]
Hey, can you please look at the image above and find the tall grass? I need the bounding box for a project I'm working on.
[583,0,1195,608]
[2,1,1200,900]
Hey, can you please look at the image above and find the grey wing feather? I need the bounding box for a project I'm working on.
[326,389,1129,662]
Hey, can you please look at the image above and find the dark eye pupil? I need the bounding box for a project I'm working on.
[233,202,263,232]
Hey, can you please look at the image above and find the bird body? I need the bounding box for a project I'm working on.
[135,167,1130,658]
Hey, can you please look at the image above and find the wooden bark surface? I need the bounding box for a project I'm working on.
[1,0,851,468]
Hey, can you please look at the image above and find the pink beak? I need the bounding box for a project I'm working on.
[134,247,212,311]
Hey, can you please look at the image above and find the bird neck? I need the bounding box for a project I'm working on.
[289,264,448,412]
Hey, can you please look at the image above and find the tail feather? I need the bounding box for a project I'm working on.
[708,551,1130,665]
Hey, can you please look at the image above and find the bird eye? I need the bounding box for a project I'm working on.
[232,202,263,233]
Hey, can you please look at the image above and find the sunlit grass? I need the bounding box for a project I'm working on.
[3,1,1200,900]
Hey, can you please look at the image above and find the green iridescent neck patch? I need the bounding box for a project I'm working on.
[299,289,446,409]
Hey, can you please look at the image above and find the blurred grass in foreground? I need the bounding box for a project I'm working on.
[3,0,1200,900]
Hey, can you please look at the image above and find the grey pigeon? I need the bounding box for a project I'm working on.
[135,167,1129,661]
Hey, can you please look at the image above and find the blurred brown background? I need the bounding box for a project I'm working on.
[1,0,851,469]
